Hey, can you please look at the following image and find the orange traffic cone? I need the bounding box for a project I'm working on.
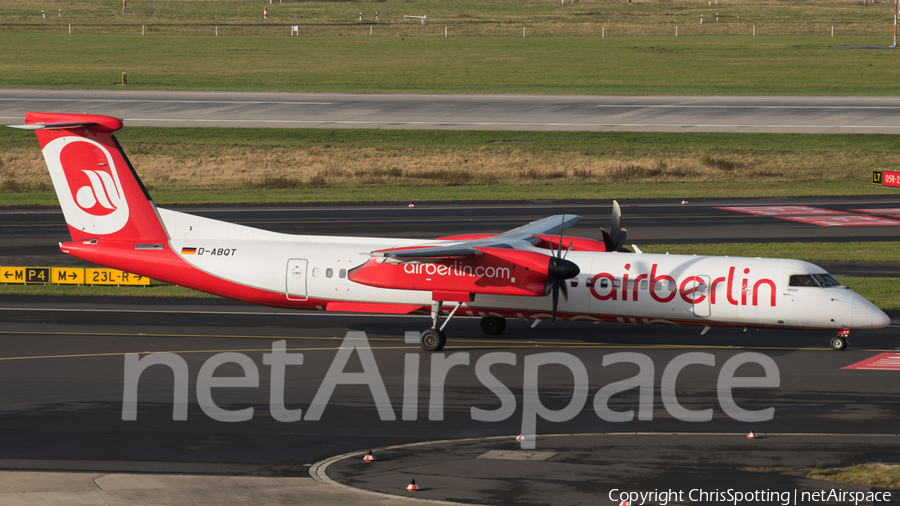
[363,449,376,462]
[516,434,525,442]
[620,501,631,506]
[406,478,419,491]
[408,202,415,208]
[681,198,688,205]
[746,431,758,439]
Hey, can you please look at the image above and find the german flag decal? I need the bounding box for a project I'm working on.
[181,247,197,255]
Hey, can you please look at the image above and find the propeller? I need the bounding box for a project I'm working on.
[601,200,630,253]
[547,216,581,322]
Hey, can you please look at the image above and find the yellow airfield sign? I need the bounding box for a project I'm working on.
[85,268,150,286]
[0,267,50,284]
[51,268,85,285]
[0,267,26,283]
[1,267,150,286]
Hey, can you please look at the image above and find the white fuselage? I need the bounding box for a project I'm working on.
[159,208,889,331]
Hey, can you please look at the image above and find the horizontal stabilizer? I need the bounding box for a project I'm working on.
[8,122,98,131]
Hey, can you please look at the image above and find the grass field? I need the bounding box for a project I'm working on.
[0,0,895,38]
[1,32,899,95]
[808,464,900,488]
[3,0,900,95]
[2,126,895,205]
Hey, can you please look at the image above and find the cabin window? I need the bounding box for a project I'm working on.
[600,279,609,289]
[326,268,333,278]
[339,268,347,279]
[585,278,594,288]
[640,279,648,291]
[312,267,320,278]
[789,275,817,287]
[812,273,841,287]
[570,279,578,288]
[655,280,675,292]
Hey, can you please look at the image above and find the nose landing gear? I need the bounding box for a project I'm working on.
[830,328,850,351]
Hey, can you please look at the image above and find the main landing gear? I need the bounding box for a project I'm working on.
[480,316,507,335]
[830,328,850,351]
[418,303,509,351]
[419,300,463,352]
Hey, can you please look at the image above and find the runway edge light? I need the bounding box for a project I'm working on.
[406,478,419,491]
[364,449,376,462]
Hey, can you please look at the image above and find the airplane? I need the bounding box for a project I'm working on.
[10,112,891,352]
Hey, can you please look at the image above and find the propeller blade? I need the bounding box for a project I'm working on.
[547,256,580,323]
[616,228,628,251]
[551,282,560,323]
[611,201,622,248]
[562,241,573,260]
[603,201,633,253]
[557,215,564,259]
[600,228,615,252]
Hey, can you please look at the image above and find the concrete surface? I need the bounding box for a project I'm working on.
[0,472,426,506]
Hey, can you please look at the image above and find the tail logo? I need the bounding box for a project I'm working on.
[42,136,130,235]
[75,169,122,215]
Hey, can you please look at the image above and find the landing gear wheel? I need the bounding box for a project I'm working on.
[420,329,447,352]
[480,316,507,335]
[830,336,847,351]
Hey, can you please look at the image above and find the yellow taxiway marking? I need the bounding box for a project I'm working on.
[0,329,891,361]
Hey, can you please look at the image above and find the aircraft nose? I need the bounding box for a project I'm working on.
[852,293,892,329]
[871,307,892,329]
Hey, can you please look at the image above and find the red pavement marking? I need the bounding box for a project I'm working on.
[777,215,900,226]
[849,208,900,214]
[715,206,849,216]
[843,353,900,371]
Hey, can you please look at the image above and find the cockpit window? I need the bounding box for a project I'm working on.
[789,274,842,287]
[812,274,841,287]
[789,275,817,287]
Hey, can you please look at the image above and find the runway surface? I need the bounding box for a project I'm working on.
[5,89,900,133]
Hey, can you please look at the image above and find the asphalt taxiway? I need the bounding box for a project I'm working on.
[1,196,899,504]
[0,295,898,504]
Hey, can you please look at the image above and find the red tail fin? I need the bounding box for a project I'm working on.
[23,112,167,244]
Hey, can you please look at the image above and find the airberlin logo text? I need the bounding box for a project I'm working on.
[591,263,777,307]
[122,332,780,449]
[402,261,511,280]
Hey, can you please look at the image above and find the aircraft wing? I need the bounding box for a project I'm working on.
[372,214,582,258]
